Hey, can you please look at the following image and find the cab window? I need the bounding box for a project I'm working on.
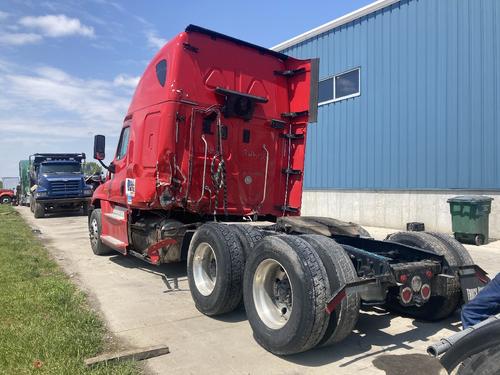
[116,127,130,160]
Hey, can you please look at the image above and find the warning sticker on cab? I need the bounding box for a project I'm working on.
[126,178,135,204]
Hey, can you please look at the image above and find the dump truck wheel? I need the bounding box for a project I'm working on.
[385,231,461,321]
[427,232,474,266]
[187,223,245,316]
[300,234,360,346]
[1,196,12,204]
[88,209,113,255]
[229,224,264,259]
[33,200,45,218]
[243,235,329,355]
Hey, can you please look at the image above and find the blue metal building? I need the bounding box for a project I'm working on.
[272,0,500,237]
[274,0,500,191]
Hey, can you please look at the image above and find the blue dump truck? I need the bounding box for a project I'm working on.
[29,153,93,218]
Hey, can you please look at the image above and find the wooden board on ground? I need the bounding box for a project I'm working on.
[85,345,170,367]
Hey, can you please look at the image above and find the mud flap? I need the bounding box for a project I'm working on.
[458,265,490,303]
[326,278,378,314]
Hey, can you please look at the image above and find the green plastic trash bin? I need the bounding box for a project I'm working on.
[447,195,494,246]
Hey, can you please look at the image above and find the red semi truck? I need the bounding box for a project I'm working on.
[89,25,488,355]
[0,188,15,204]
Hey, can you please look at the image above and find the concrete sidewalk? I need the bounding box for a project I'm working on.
[16,206,500,374]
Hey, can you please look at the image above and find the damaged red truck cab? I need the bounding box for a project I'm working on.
[90,25,318,257]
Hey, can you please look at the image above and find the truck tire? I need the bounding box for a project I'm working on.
[300,234,360,346]
[426,232,474,266]
[385,231,461,321]
[229,224,264,258]
[1,195,12,204]
[243,235,329,355]
[456,344,500,375]
[88,209,113,255]
[33,200,45,218]
[187,223,245,316]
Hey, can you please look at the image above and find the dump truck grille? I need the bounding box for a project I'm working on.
[50,180,80,193]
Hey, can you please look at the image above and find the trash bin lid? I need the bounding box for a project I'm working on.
[447,195,494,203]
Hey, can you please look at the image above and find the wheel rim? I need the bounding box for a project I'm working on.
[253,259,293,329]
[192,242,217,296]
[1,197,9,204]
[90,218,99,247]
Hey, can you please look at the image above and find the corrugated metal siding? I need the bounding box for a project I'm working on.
[283,0,500,190]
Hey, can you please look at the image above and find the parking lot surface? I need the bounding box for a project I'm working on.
[16,206,500,374]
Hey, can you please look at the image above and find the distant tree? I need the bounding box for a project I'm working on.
[0,180,3,189]
[83,162,102,176]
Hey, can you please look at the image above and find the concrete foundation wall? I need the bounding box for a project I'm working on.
[301,190,500,239]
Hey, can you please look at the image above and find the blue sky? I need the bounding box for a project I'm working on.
[0,0,372,178]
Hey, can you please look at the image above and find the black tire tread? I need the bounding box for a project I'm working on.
[34,201,44,218]
[457,344,500,375]
[188,223,244,316]
[385,231,462,321]
[278,235,329,352]
[229,224,264,258]
[426,232,474,266]
[300,234,360,346]
[1,196,12,204]
[88,209,113,255]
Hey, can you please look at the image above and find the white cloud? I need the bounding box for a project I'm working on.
[146,31,166,50]
[0,10,9,20]
[113,74,140,88]
[0,32,42,45]
[1,65,130,138]
[19,14,94,38]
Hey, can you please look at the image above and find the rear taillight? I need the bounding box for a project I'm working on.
[421,284,431,300]
[400,287,413,304]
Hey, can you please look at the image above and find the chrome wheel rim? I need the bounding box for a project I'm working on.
[192,242,217,296]
[253,259,293,329]
[90,218,99,247]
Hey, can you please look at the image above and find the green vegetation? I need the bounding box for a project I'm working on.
[83,162,103,176]
[0,205,139,374]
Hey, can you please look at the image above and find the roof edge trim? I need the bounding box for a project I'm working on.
[271,0,401,51]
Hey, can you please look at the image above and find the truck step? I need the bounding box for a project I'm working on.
[281,110,309,119]
[270,119,286,130]
[282,168,302,176]
[274,67,306,77]
[104,212,126,223]
[280,133,304,140]
[277,205,299,213]
[100,235,127,252]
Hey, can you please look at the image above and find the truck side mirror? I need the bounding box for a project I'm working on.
[93,135,106,160]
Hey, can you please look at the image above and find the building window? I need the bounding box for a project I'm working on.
[318,77,334,103]
[318,67,360,105]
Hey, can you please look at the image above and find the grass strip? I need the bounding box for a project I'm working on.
[0,205,140,374]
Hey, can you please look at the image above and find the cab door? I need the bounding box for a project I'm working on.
[100,125,130,252]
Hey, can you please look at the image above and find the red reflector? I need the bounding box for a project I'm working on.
[421,284,431,300]
[326,289,346,314]
[399,274,408,283]
[149,249,160,265]
[401,287,413,304]
[425,270,433,279]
